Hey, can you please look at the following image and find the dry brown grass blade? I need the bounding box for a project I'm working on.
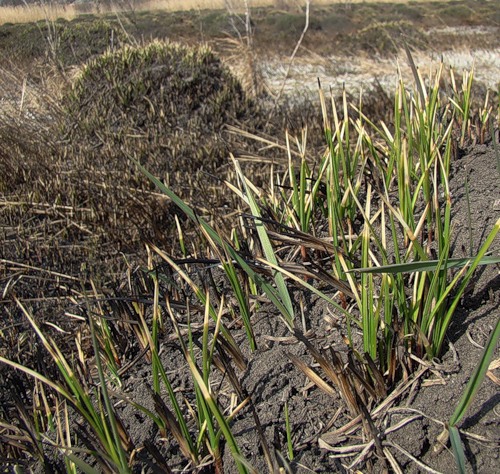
[385,415,423,436]
[346,440,375,470]
[486,358,500,385]
[0,421,37,458]
[345,352,379,403]
[320,366,429,445]
[383,447,403,474]
[353,392,388,468]
[280,261,355,298]
[113,298,151,361]
[256,217,343,254]
[318,439,371,455]
[460,430,500,446]
[323,412,421,461]
[215,340,277,473]
[152,392,195,463]
[292,330,360,417]
[0,259,80,281]
[385,441,444,474]
[225,125,301,159]
[266,230,336,252]
[325,413,426,468]
[322,411,424,471]
[371,366,428,418]
[143,439,173,473]
[326,348,361,417]
[364,353,387,399]
[113,410,134,453]
[403,43,426,106]
[288,353,337,398]
[6,391,46,463]
[245,217,355,296]
[211,328,247,373]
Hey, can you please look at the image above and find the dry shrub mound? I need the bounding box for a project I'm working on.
[64,40,248,175]
[57,18,129,66]
[60,40,252,247]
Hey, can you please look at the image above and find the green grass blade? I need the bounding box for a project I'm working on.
[449,426,467,474]
[284,401,294,461]
[221,254,256,351]
[231,156,294,323]
[135,159,294,325]
[133,287,197,461]
[107,390,165,431]
[449,317,500,427]
[13,299,121,457]
[256,257,353,322]
[186,354,249,474]
[64,454,102,474]
[149,244,239,351]
[154,350,197,460]
[88,315,130,471]
[349,255,500,274]
[0,356,73,401]
[435,218,500,353]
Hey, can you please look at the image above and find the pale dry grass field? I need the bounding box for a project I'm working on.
[0,2,76,24]
[0,0,446,25]
[259,46,500,98]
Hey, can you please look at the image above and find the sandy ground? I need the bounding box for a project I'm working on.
[260,47,500,98]
[252,26,500,99]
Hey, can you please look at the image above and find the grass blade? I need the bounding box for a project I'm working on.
[284,401,294,461]
[350,255,500,274]
[185,353,249,474]
[231,155,294,324]
[449,316,500,427]
[449,426,466,474]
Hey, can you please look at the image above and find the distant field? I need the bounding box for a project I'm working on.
[1,0,446,25]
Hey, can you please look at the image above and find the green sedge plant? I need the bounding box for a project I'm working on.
[447,317,500,474]
[0,298,131,473]
[138,59,498,393]
[127,59,500,472]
